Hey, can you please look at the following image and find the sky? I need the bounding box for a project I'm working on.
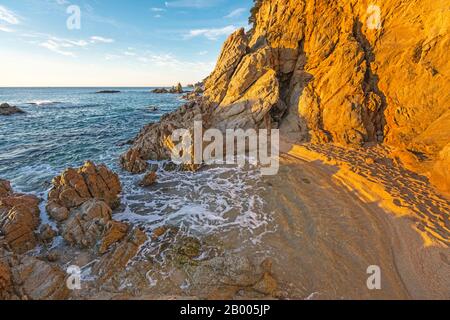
[0,0,253,86]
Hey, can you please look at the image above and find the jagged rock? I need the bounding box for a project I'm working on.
[92,227,147,281]
[98,220,129,254]
[121,0,449,196]
[11,256,69,300]
[0,185,41,254]
[152,83,184,94]
[0,179,12,197]
[0,103,25,116]
[0,260,13,299]
[139,171,157,187]
[61,199,112,248]
[120,101,211,172]
[120,148,148,174]
[204,28,248,104]
[47,161,122,212]
[46,201,69,222]
[170,83,184,94]
[152,88,169,94]
[213,68,280,130]
[38,224,57,244]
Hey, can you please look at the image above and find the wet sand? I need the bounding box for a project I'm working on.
[256,142,449,299]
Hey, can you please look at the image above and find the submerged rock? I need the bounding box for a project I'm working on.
[0,103,25,116]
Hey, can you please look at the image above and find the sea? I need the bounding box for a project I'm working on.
[0,87,272,245]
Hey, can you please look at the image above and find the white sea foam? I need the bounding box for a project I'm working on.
[115,161,274,250]
[27,100,62,106]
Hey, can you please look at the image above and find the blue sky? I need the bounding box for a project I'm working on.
[0,0,253,86]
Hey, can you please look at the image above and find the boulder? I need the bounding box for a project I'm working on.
[47,161,122,212]
[61,199,112,248]
[139,171,157,187]
[120,101,211,172]
[38,224,57,244]
[0,103,25,116]
[0,184,41,254]
[11,256,69,300]
[120,148,148,174]
[0,179,12,197]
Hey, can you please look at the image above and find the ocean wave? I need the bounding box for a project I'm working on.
[27,100,62,106]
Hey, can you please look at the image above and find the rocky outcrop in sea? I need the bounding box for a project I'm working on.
[0,103,25,116]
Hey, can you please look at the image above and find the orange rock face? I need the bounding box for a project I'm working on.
[0,183,41,254]
[47,161,122,214]
[121,0,448,193]
[93,227,148,281]
[430,144,450,195]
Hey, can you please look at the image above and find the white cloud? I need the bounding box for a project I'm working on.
[39,40,76,57]
[124,51,137,56]
[90,36,115,44]
[154,14,162,18]
[151,8,166,12]
[0,25,13,33]
[36,34,114,56]
[225,8,246,19]
[165,0,222,9]
[105,54,121,61]
[0,5,20,25]
[198,50,208,55]
[186,25,237,40]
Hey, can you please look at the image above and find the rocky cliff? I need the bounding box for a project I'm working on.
[205,0,449,149]
[122,0,449,191]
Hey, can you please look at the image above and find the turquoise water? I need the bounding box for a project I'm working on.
[0,87,183,193]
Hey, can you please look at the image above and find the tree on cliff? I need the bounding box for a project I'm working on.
[249,0,263,27]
